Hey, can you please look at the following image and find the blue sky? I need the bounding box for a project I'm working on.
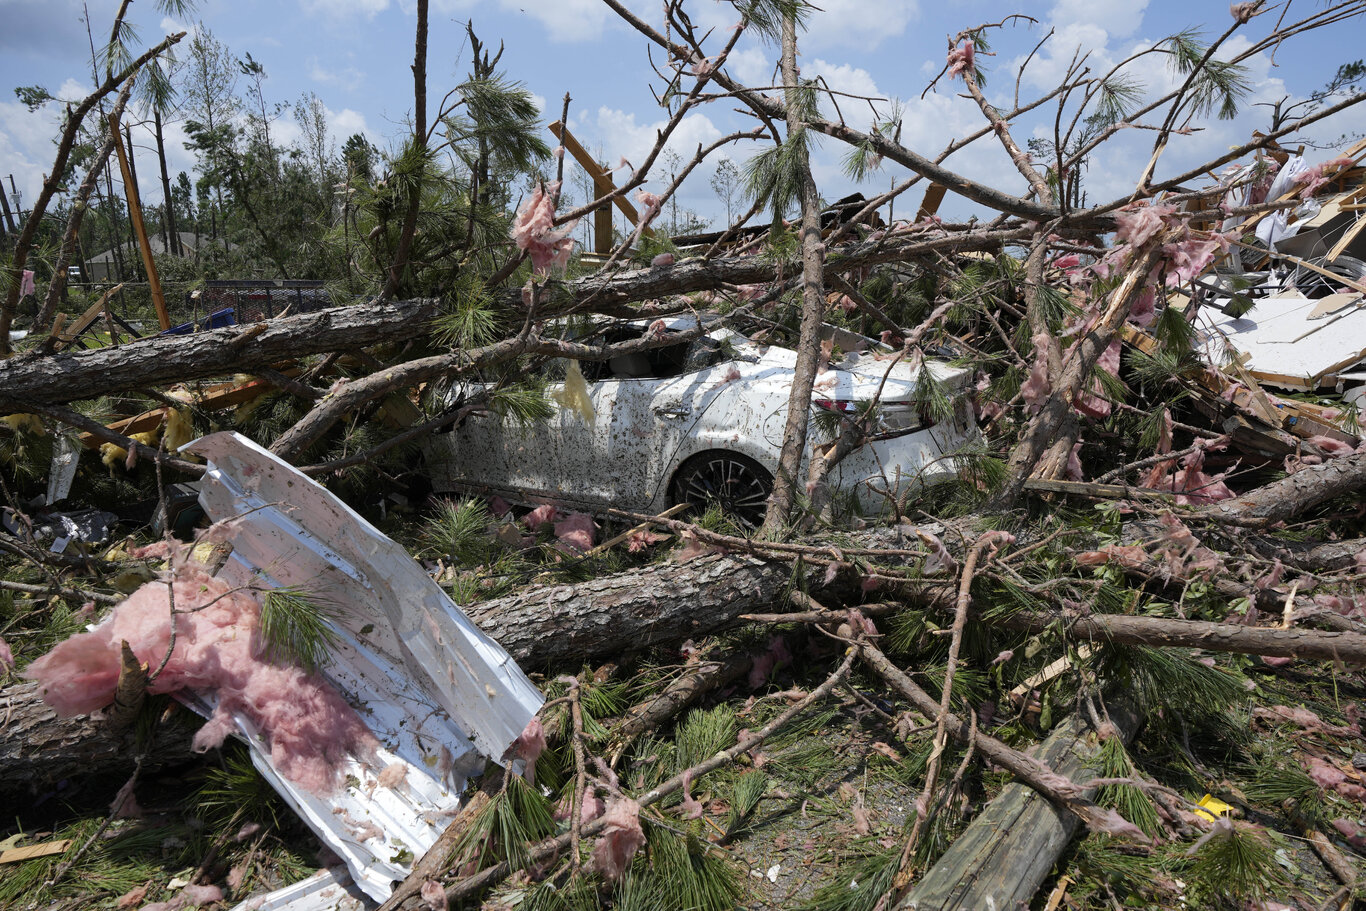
[2,0,1364,233]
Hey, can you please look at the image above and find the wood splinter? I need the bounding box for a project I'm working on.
[108,639,148,734]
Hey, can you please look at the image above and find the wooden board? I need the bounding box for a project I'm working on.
[76,369,303,448]
[915,183,947,221]
[548,121,653,239]
[0,839,71,864]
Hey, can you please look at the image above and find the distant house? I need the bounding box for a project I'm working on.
[84,232,231,282]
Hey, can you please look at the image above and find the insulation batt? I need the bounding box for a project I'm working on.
[24,563,379,795]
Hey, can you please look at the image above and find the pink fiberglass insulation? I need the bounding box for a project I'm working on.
[512,181,576,275]
[523,503,560,531]
[1020,330,1052,415]
[554,512,597,555]
[635,190,662,230]
[24,564,378,795]
[592,797,646,879]
[945,40,975,80]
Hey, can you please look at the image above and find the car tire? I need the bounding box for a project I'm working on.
[668,451,774,528]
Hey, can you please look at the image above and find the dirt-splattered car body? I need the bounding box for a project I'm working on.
[424,318,981,522]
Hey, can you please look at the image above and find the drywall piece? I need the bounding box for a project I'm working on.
[1196,291,1366,390]
[182,432,543,904]
[1308,292,1363,319]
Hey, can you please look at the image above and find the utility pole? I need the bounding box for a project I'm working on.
[109,113,171,331]
[3,175,20,232]
[0,174,16,236]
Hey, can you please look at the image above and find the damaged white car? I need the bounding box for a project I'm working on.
[424,318,981,525]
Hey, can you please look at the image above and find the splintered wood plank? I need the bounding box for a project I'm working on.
[76,370,303,448]
[900,708,1139,911]
[0,840,71,864]
[915,183,947,221]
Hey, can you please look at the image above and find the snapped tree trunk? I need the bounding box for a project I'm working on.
[154,107,180,257]
[901,706,1140,911]
[10,532,1366,796]
[0,30,185,353]
[760,13,827,535]
[0,299,440,412]
[1202,448,1366,525]
[36,81,137,332]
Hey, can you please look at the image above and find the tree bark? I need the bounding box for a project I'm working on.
[901,706,1140,911]
[379,0,427,302]
[1203,449,1366,525]
[992,234,1172,507]
[154,107,179,256]
[9,538,1366,796]
[36,81,136,332]
[0,682,198,799]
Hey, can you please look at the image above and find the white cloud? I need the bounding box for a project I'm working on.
[329,107,373,141]
[0,100,62,214]
[309,58,365,91]
[727,45,775,89]
[802,0,920,51]
[561,106,733,228]
[587,106,725,172]
[1048,0,1148,41]
[492,0,611,43]
[56,78,89,103]
[159,16,196,38]
[806,59,888,121]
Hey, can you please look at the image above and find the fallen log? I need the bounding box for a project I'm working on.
[1203,450,1366,525]
[10,543,1366,795]
[902,706,1140,911]
[0,550,801,797]
[0,229,1022,416]
[0,299,440,412]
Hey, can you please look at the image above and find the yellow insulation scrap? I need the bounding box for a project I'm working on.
[99,407,198,472]
[163,407,195,453]
[2,413,45,436]
[100,429,159,472]
[550,360,596,425]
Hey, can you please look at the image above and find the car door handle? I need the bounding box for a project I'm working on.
[653,405,691,419]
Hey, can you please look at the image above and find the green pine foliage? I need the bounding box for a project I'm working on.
[258,587,340,673]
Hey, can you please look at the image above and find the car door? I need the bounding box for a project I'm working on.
[427,379,573,500]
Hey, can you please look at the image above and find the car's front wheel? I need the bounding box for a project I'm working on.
[669,451,773,528]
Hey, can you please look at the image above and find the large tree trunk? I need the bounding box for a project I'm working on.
[154,108,180,257]
[0,550,804,797]
[759,13,826,534]
[9,538,1366,797]
[36,82,138,332]
[1204,449,1366,525]
[0,225,1014,416]
[0,299,439,411]
[0,682,199,799]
